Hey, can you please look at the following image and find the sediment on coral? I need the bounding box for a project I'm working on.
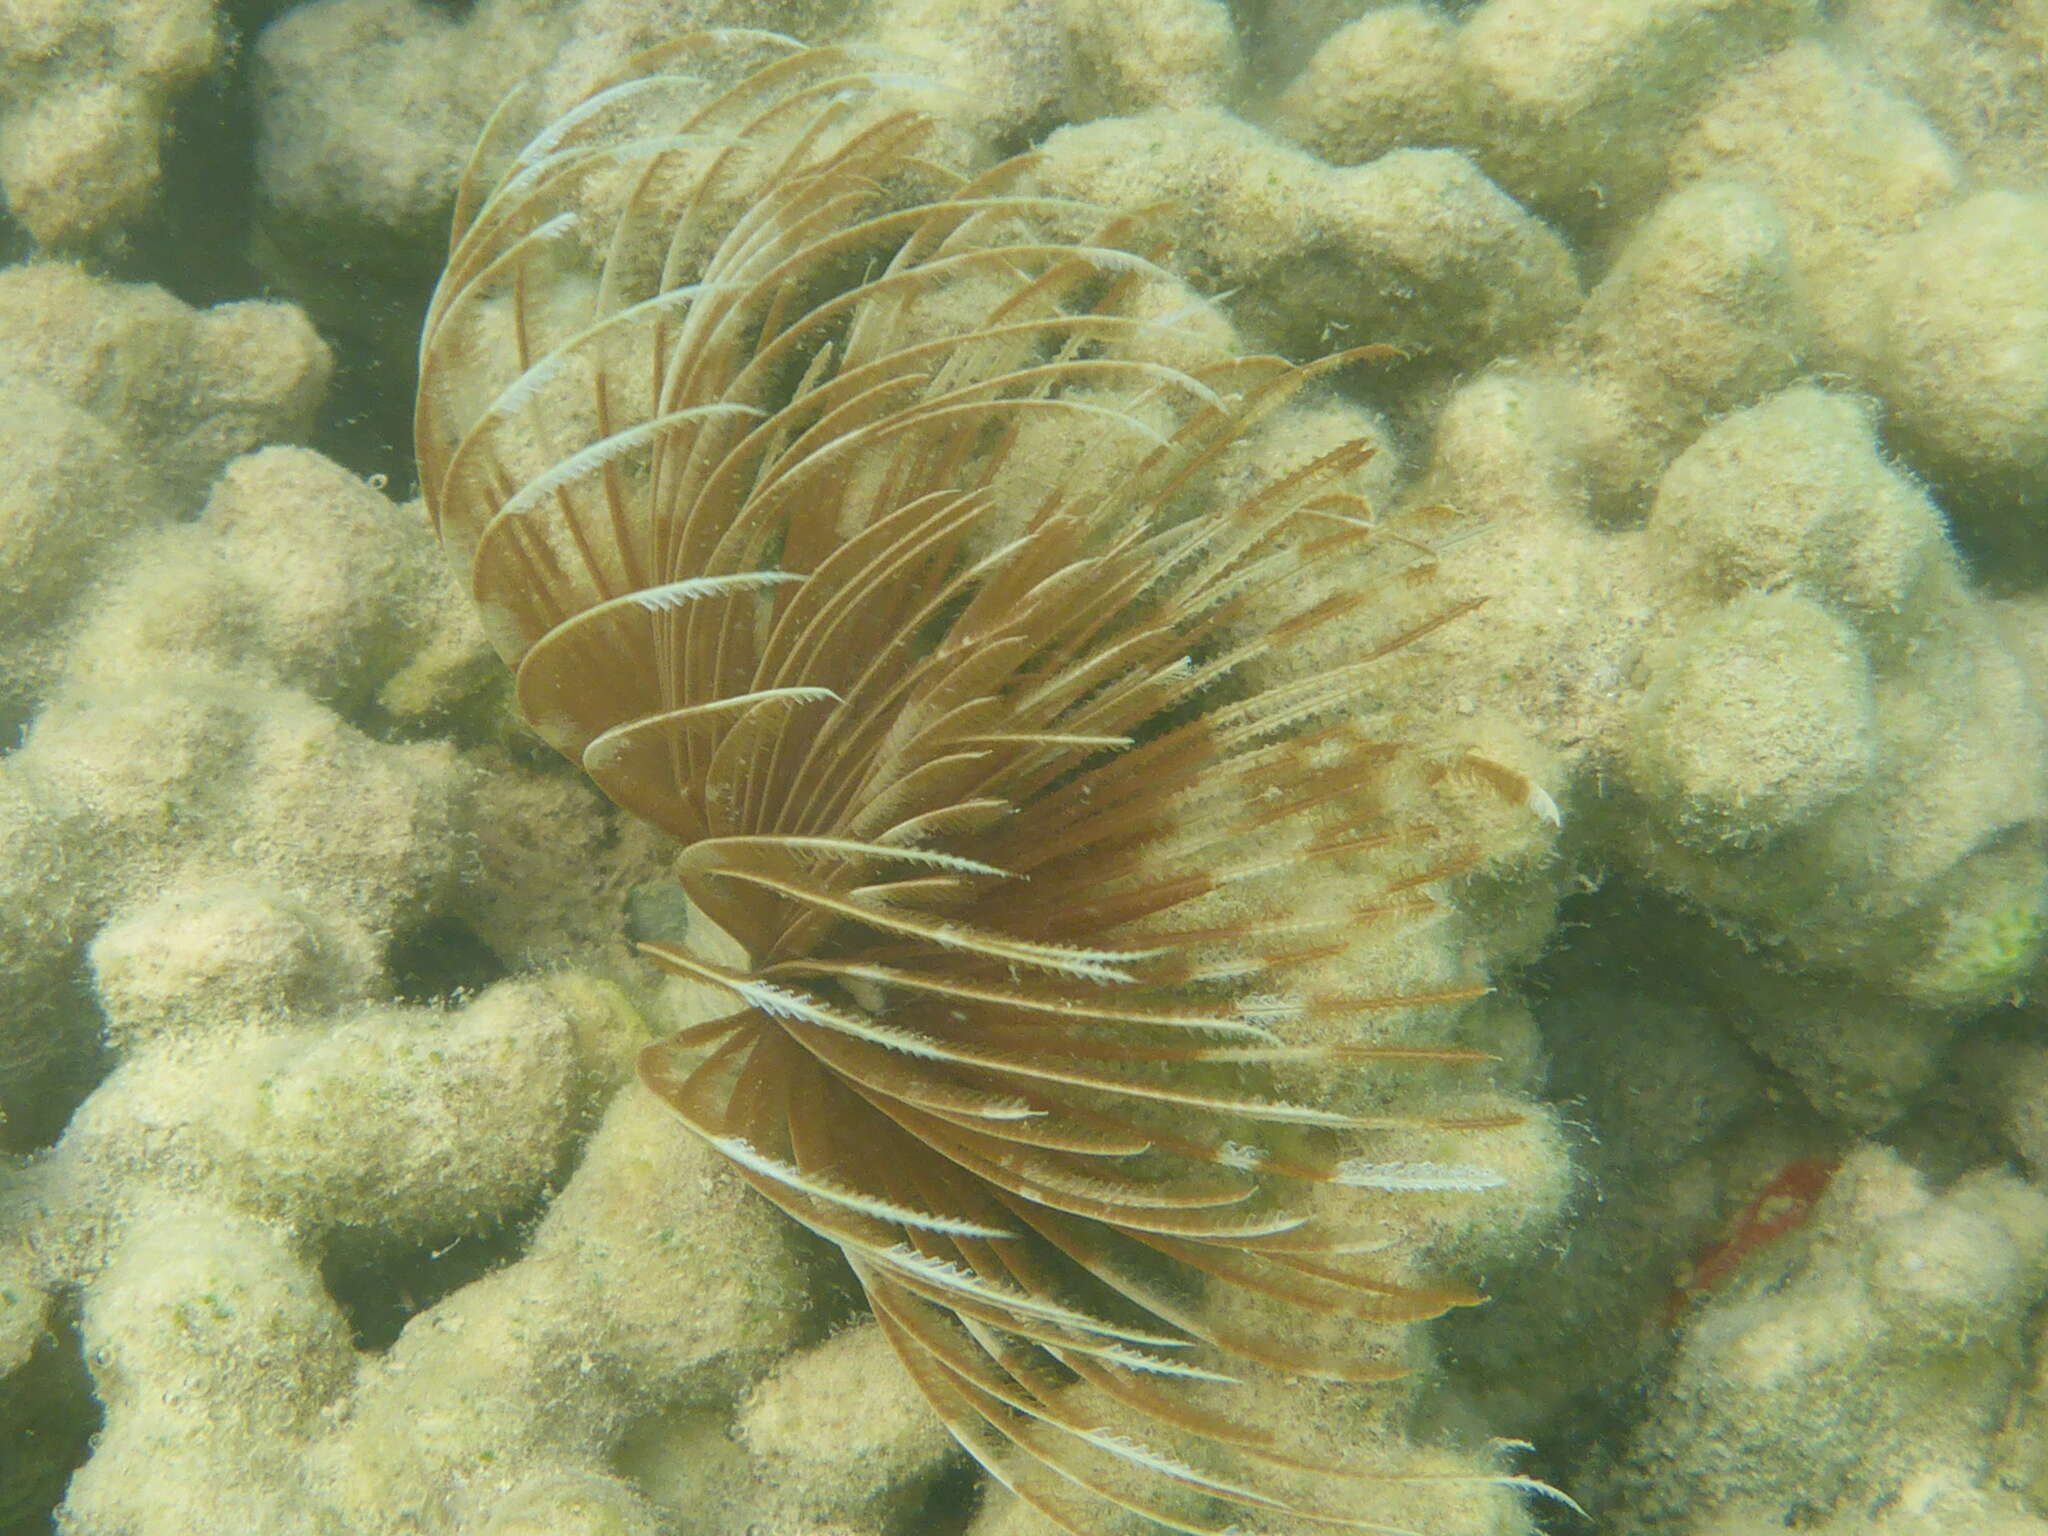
[2,1,2046,1534]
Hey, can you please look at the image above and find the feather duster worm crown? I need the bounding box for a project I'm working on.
[417,30,1547,1535]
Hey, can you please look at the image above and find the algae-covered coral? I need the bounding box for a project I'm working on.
[1,2,2046,1535]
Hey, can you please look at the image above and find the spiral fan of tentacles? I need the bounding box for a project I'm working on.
[417,30,1552,1536]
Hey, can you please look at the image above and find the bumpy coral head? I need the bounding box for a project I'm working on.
[416,30,1541,1533]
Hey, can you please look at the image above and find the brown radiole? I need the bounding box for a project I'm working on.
[418,30,1536,1534]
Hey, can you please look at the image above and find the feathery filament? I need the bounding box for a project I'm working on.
[419,30,1535,1534]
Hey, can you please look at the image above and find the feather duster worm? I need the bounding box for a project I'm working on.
[418,31,1548,1534]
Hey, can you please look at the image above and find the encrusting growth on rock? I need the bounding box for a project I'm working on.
[418,30,1553,1534]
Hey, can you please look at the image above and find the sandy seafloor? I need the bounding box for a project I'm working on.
[3,1,2048,1534]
